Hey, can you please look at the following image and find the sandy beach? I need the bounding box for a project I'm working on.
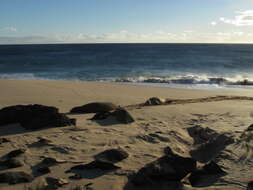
[0,79,253,190]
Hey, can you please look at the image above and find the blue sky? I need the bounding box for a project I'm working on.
[0,0,253,44]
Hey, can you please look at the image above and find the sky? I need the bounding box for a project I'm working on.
[0,0,253,44]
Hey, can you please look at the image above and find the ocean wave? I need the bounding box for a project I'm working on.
[1,73,253,87]
[0,73,45,80]
[114,75,253,86]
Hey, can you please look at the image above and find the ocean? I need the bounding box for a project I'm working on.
[0,43,253,90]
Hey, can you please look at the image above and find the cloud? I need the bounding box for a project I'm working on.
[219,10,253,26]
[0,27,17,32]
[183,30,195,33]
[0,30,252,44]
[0,31,181,44]
[0,35,61,44]
[210,21,217,26]
[201,31,248,42]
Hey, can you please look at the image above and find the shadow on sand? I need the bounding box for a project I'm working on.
[0,123,71,136]
[68,169,110,180]
[0,123,27,136]
[90,116,123,126]
[123,180,185,190]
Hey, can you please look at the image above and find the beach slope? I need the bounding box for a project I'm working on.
[0,80,252,190]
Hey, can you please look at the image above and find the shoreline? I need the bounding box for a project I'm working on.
[1,78,253,91]
[0,79,253,113]
[1,77,253,92]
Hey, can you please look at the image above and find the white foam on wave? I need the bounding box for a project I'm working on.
[0,73,45,80]
[113,74,253,86]
[1,72,253,91]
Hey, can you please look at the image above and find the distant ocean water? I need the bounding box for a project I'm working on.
[0,43,253,90]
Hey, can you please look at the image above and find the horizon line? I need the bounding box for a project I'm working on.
[1,42,253,46]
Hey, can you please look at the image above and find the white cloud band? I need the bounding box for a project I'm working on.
[0,30,252,44]
[0,27,17,32]
[220,10,253,26]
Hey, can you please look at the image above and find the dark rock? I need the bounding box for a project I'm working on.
[94,148,129,163]
[70,102,117,114]
[37,137,53,145]
[247,124,253,131]
[70,183,94,190]
[29,137,53,148]
[111,108,134,124]
[89,107,134,124]
[203,161,226,175]
[149,133,170,142]
[131,149,196,186]
[70,118,77,126]
[136,133,170,144]
[37,166,51,174]
[163,146,174,155]
[0,104,75,130]
[0,138,10,144]
[51,146,72,154]
[0,104,57,125]
[41,157,66,166]
[187,125,219,144]
[6,148,26,158]
[45,177,69,188]
[189,161,226,187]
[21,113,76,130]
[189,170,211,187]
[247,181,253,190]
[0,171,34,184]
[190,134,234,163]
[41,157,58,165]
[69,174,82,180]
[144,97,165,106]
[90,112,111,120]
[71,160,120,171]
[237,79,253,85]
[84,183,94,190]
[136,134,159,144]
[209,77,227,84]
[0,158,23,169]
